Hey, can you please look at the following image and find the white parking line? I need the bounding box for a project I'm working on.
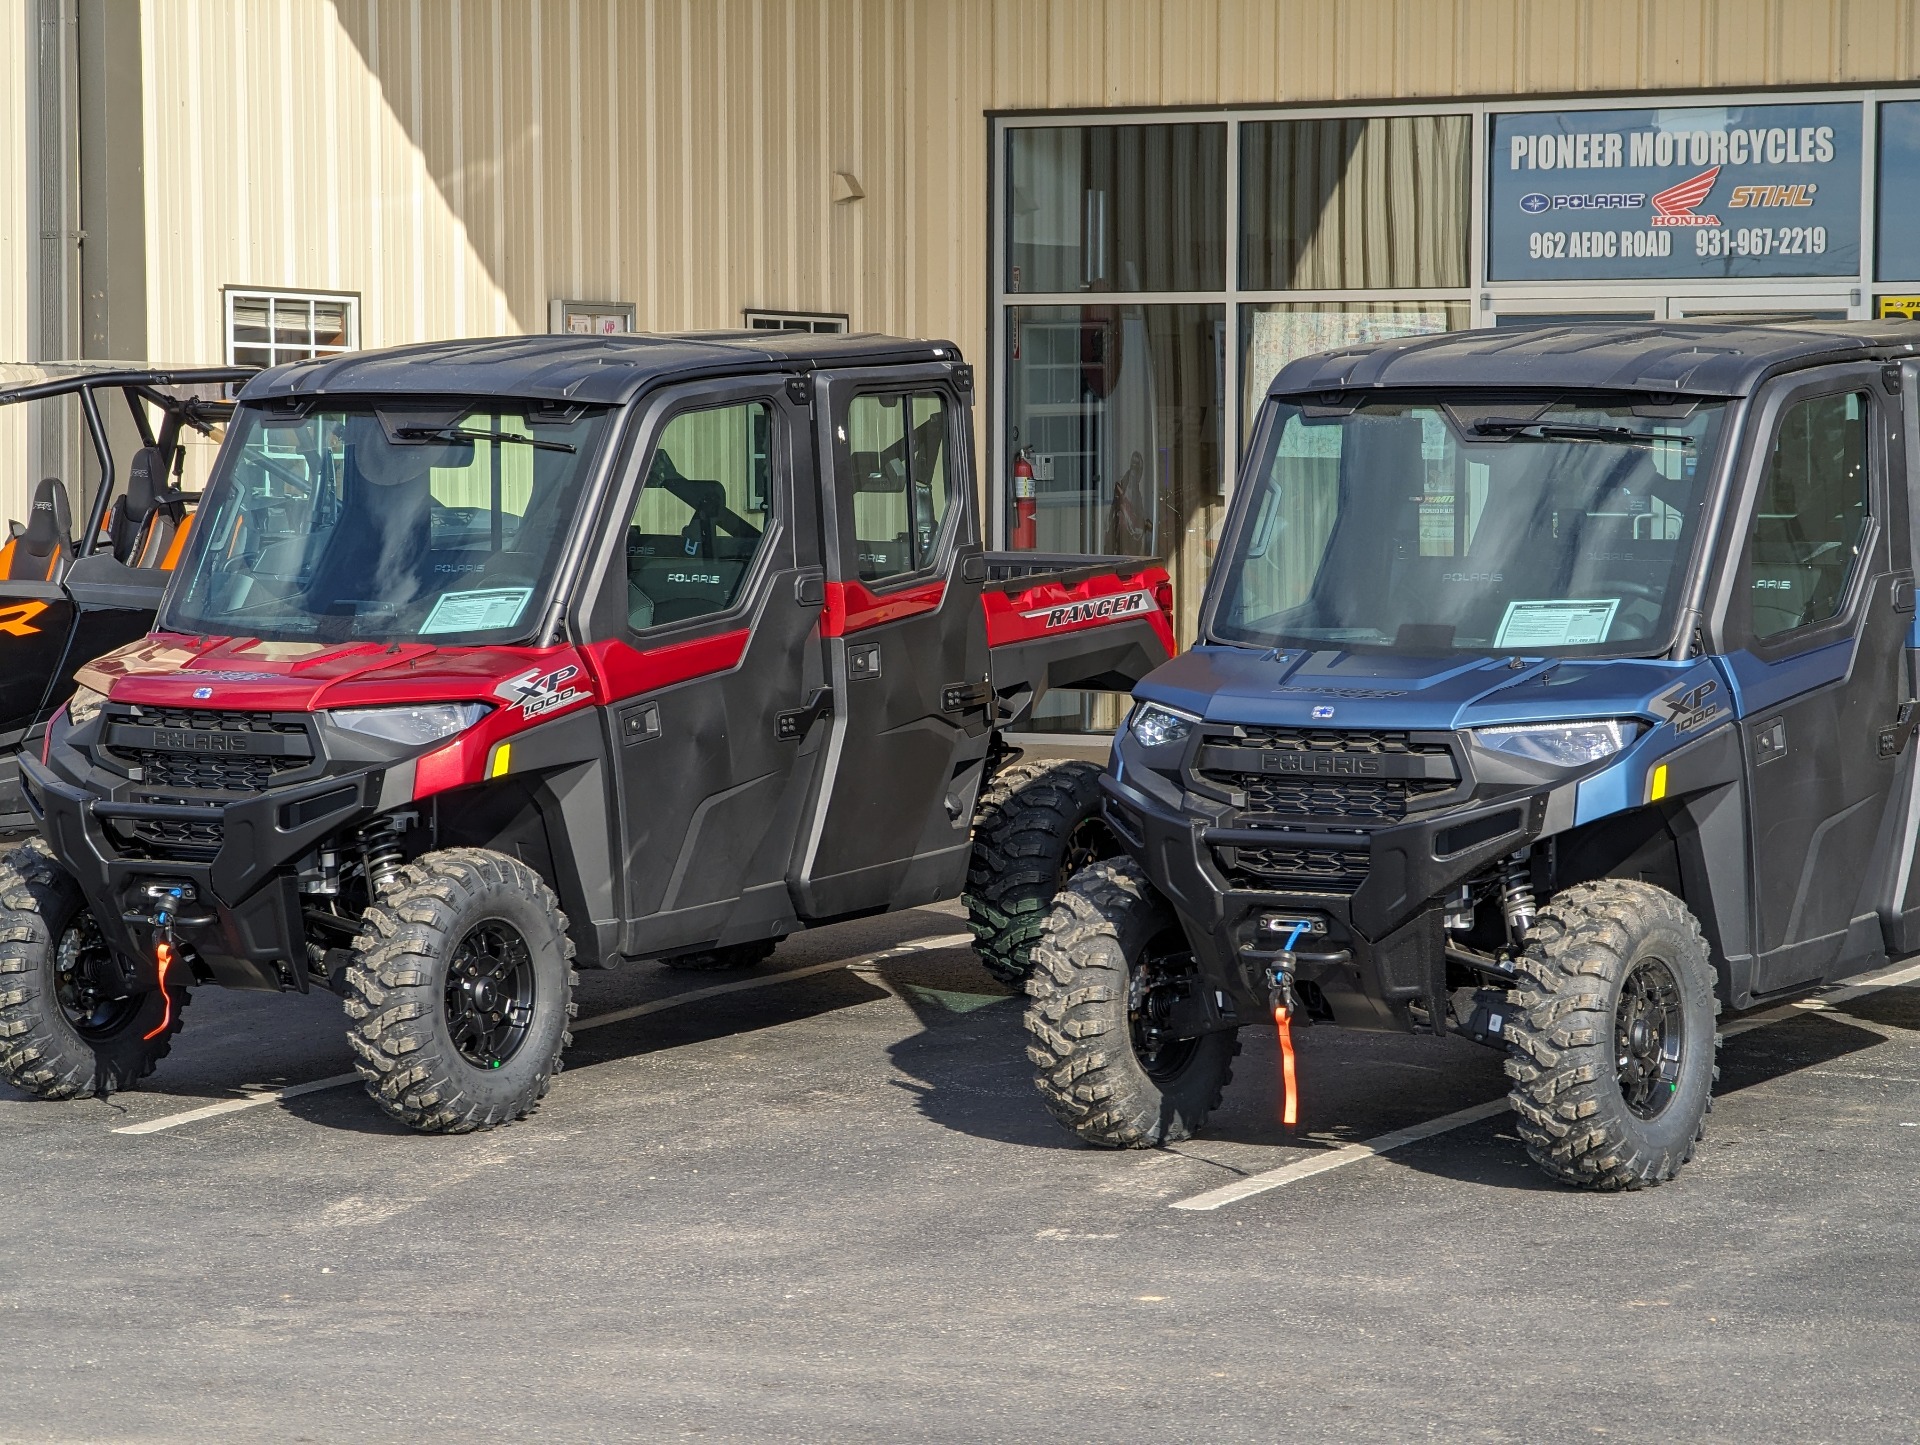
[112,930,977,1136]
[1171,956,1920,1213]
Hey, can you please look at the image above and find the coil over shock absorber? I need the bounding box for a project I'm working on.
[1500,847,1537,946]
[356,817,410,897]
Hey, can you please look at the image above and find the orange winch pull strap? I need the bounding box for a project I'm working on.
[1274,1005,1298,1128]
[144,940,175,1041]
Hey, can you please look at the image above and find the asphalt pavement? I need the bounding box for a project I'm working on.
[2,897,1917,1442]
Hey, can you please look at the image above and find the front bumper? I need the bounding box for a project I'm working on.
[1102,771,1565,1033]
[21,750,390,992]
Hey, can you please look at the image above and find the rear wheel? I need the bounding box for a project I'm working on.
[1025,858,1238,1147]
[966,758,1117,987]
[1503,879,1719,1191]
[0,839,187,1098]
[343,847,576,1133]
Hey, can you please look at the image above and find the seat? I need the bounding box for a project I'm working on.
[119,446,186,569]
[0,477,75,582]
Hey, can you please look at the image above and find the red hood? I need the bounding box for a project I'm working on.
[80,633,582,713]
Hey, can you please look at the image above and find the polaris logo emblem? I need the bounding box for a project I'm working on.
[193,686,214,699]
[1262,752,1381,776]
[1022,589,1155,629]
[1311,705,1336,720]
[154,730,248,752]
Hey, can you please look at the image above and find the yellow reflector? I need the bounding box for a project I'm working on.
[1649,763,1668,802]
[489,742,511,779]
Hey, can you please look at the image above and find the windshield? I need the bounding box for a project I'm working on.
[161,400,611,644]
[1210,394,1729,656]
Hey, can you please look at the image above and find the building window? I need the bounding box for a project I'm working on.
[744,309,849,333]
[1241,115,1470,290]
[1878,101,1920,282]
[224,288,358,369]
[550,299,637,335]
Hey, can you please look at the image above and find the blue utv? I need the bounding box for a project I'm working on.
[1026,319,1920,1190]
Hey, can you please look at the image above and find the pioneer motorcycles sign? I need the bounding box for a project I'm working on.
[1488,101,1862,281]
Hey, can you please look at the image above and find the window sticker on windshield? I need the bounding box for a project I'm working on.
[419,587,533,635]
[1493,598,1620,649]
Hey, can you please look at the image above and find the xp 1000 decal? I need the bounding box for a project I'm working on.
[1487,101,1861,282]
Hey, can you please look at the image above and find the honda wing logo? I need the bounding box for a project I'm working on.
[1649,165,1721,228]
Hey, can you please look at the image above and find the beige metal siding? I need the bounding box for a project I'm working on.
[1,1,35,527]
[137,0,1920,361]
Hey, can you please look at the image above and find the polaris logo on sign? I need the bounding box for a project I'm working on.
[1023,589,1155,630]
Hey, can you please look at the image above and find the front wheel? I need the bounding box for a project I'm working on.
[343,848,576,1133]
[1024,858,1238,1147]
[966,758,1118,987]
[0,840,187,1099]
[1503,879,1720,1191]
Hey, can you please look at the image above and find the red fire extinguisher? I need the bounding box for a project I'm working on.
[1010,449,1038,551]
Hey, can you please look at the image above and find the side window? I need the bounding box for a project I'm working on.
[846,391,953,582]
[627,400,772,631]
[1745,391,1871,641]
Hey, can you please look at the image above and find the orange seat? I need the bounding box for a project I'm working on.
[0,477,74,582]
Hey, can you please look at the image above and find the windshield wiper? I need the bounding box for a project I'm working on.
[394,425,576,454]
[1471,418,1691,448]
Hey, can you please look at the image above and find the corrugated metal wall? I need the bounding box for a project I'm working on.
[139,0,1920,365]
[0,1,35,520]
[5,0,1920,528]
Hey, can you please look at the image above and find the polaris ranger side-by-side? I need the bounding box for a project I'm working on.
[1030,319,1920,1190]
[0,366,251,829]
[1,333,1168,1131]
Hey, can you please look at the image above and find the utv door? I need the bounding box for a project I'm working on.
[586,379,829,958]
[1722,369,1910,993]
[792,370,993,919]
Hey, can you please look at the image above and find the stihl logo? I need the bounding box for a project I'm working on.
[1022,589,1155,629]
[1650,166,1721,227]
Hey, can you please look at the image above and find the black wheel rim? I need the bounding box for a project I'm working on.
[54,913,142,1039]
[1127,931,1200,1080]
[1615,956,1685,1120]
[444,920,536,1069]
[1058,817,1116,886]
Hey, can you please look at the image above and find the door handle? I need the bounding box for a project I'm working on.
[847,642,881,680]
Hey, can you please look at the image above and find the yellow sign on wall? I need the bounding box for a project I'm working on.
[1878,296,1920,319]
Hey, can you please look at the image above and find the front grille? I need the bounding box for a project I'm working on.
[1231,727,1454,758]
[99,708,312,796]
[123,815,225,860]
[126,751,285,793]
[1218,843,1370,893]
[1197,727,1459,826]
[1224,774,1454,823]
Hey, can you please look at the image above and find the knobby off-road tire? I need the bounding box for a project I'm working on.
[966,758,1117,988]
[343,847,576,1133]
[1503,879,1720,1191]
[1025,858,1238,1147]
[0,839,187,1098]
[658,939,778,971]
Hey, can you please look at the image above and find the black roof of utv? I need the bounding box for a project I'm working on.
[1269,318,1920,400]
[238,332,959,407]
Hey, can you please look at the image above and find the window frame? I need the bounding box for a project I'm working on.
[838,385,962,589]
[743,308,849,334]
[1722,369,1887,659]
[222,286,360,369]
[614,384,788,645]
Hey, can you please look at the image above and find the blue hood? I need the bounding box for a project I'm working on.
[1138,645,1712,730]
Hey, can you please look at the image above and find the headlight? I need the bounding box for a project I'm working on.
[1474,719,1638,768]
[329,702,491,746]
[67,684,108,728]
[1130,701,1200,749]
